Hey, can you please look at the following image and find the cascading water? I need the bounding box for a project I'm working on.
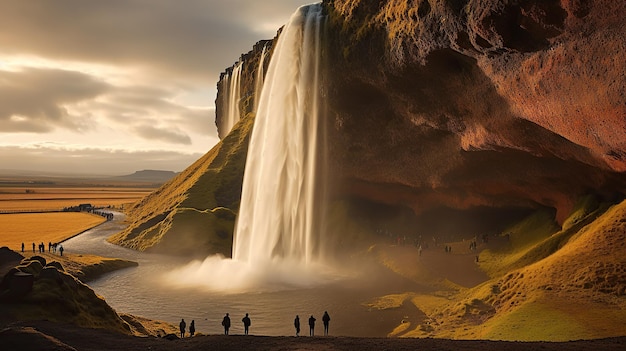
[253,44,268,113]
[167,3,333,293]
[233,3,326,265]
[222,60,243,135]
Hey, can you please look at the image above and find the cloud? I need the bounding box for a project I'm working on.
[0,68,110,132]
[0,0,312,174]
[0,0,312,84]
[133,125,192,145]
[0,143,204,175]
[0,66,216,146]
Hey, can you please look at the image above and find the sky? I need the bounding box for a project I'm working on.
[0,0,313,176]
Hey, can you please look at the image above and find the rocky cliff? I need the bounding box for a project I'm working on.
[323,0,625,224]
[118,0,625,257]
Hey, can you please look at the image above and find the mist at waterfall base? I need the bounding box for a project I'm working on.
[166,3,339,294]
[165,255,344,293]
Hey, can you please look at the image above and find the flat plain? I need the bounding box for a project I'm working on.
[0,177,156,250]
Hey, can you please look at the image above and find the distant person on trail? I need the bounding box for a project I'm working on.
[242,313,251,335]
[179,318,186,338]
[294,315,300,336]
[308,315,316,336]
[59,245,64,256]
[189,320,195,337]
[322,311,330,336]
[222,313,231,335]
[48,242,52,252]
[21,242,24,253]
[32,242,35,253]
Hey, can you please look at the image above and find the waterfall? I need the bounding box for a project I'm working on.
[166,3,331,293]
[233,3,326,265]
[222,60,243,135]
[253,44,268,113]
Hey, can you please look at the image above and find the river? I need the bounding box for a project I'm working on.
[63,212,426,336]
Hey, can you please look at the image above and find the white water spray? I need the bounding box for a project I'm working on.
[253,44,268,113]
[221,60,243,135]
[168,3,332,293]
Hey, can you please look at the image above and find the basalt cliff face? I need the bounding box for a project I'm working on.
[211,0,626,224]
[321,0,625,223]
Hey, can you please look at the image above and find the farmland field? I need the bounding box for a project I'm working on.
[0,187,153,212]
[0,181,156,250]
[0,212,107,251]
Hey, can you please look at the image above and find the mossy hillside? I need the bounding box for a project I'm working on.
[480,298,590,341]
[109,113,254,256]
[402,198,626,341]
[1,259,132,335]
[478,209,561,278]
[479,197,615,279]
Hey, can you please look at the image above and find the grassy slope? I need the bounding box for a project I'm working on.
[395,197,626,341]
[1,255,132,335]
[108,115,253,257]
[1,252,175,337]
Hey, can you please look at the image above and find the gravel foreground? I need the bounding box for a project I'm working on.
[2,321,626,351]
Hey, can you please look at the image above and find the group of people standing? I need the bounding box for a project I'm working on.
[178,311,331,338]
[22,242,63,256]
[178,319,195,338]
[294,311,331,337]
[219,313,252,335]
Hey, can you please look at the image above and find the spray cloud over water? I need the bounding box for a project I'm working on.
[167,3,333,293]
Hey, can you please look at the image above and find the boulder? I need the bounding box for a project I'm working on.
[0,247,23,265]
[28,255,47,267]
[39,267,62,284]
[46,261,65,271]
[17,260,44,276]
[10,272,34,296]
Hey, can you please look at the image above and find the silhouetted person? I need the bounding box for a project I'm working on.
[322,311,330,336]
[189,320,195,337]
[21,242,24,253]
[294,315,300,336]
[32,242,35,253]
[59,245,64,256]
[242,313,251,335]
[179,319,186,338]
[222,313,231,335]
[48,242,52,252]
[308,315,316,336]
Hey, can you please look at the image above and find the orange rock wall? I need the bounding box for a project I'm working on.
[324,0,626,222]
